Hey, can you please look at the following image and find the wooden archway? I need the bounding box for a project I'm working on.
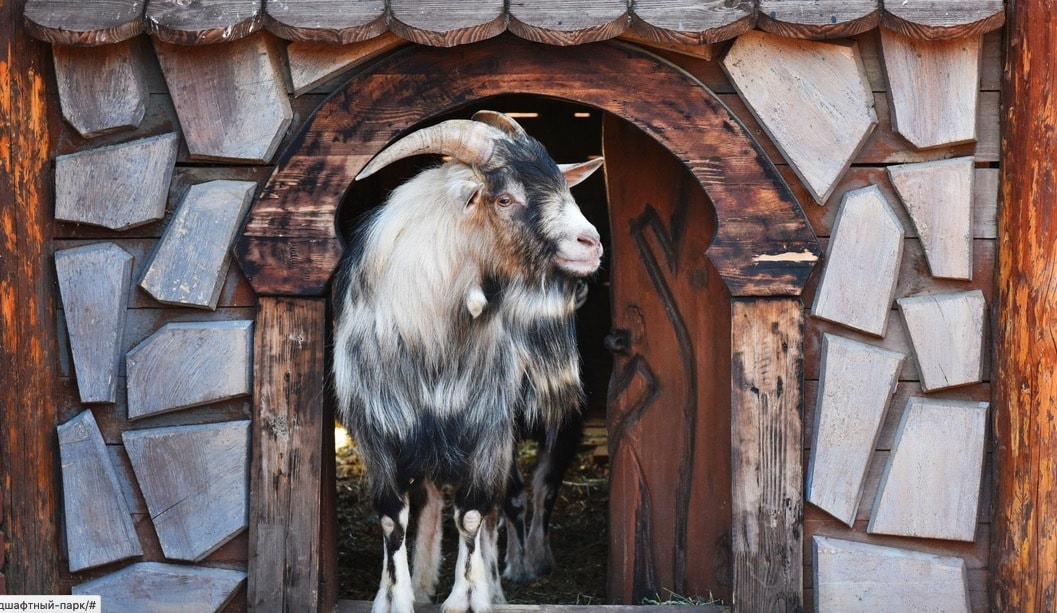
[234,36,820,611]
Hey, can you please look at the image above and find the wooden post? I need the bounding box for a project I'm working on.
[0,0,61,594]
[730,298,803,612]
[248,297,326,612]
[992,1,1057,610]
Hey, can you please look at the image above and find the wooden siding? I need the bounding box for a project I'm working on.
[0,5,1011,611]
[23,0,1004,46]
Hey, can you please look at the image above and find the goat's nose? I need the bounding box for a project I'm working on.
[577,229,601,248]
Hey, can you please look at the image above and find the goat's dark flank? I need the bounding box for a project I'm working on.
[332,110,603,613]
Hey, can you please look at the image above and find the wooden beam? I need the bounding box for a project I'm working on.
[730,298,803,611]
[0,0,61,593]
[992,1,1057,610]
[248,298,326,612]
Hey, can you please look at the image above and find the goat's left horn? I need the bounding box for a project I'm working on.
[355,120,505,181]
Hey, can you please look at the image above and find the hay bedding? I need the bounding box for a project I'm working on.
[335,432,610,604]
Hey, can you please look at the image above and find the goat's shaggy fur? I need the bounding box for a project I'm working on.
[333,113,602,612]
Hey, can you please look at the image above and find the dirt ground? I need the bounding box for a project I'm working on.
[334,430,610,604]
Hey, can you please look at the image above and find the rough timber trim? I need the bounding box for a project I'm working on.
[22,0,1005,46]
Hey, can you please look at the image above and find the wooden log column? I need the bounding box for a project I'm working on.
[248,298,327,611]
[731,298,803,611]
[992,1,1057,609]
[0,0,60,594]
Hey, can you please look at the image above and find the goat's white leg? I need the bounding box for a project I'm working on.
[442,508,493,613]
[411,481,443,603]
[374,498,414,613]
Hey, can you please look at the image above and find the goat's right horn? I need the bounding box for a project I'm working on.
[355,120,505,181]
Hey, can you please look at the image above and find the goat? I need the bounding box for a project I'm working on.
[333,110,603,613]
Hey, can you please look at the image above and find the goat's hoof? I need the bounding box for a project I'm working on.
[502,565,537,584]
[374,586,415,613]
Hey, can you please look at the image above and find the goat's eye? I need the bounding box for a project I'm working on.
[496,194,513,208]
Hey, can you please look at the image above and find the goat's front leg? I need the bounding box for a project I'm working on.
[374,493,414,613]
[443,505,496,613]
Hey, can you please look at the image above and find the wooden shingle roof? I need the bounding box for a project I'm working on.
[24,0,1004,47]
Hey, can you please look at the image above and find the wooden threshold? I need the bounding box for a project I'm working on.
[335,602,729,613]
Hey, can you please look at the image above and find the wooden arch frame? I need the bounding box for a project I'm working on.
[233,37,820,611]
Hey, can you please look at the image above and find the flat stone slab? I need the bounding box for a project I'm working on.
[723,30,877,203]
[154,33,291,162]
[55,242,134,404]
[72,562,245,612]
[123,421,251,561]
[58,410,142,571]
[897,290,986,391]
[807,334,905,525]
[869,397,989,541]
[812,185,904,336]
[814,535,970,612]
[139,179,255,309]
[125,320,253,419]
[881,28,980,149]
[55,133,179,230]
[888,157,976,280]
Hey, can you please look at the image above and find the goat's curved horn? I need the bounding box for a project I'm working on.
[471,110,527,138]
[355,120,505,181]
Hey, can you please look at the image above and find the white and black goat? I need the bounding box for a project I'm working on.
[333,110,603,613]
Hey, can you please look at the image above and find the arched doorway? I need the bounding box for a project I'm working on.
[234,35,819,611]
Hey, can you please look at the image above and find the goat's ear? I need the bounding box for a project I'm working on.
[560,158,604,187]
[453,179,485,210]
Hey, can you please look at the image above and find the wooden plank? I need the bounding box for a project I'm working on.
[722,30,877,204]
[123,421,250,561]
[55,243,133,404]
[888,157,975,280]
[813,536,970,612]
[57,410,142,571]
[286,33,406,96]
[72,561,246,611]
[125,320,253,419]
[603,115,733,602]
[508,0,628,45]
[811,186,904,337]
[55,133,178,230]
[628,0,753,45]
[263,0,387,44]
[882,0,1005,40]
[993,3,1057,609]
[881,29,981,149]
[0,0,61,591]
[140,179,255,309]
[897,290,985,392]
[235,39,820,297]
[248,298,325,611]
[146,0,262,44]
[389,0,505,47]
[731,298,803,611]
[868,398,989,542]
[756,0,880,39]
[806,334,904,526]
[154,33,291,163]
[616,31,716,62]
[52,39,146,138]
[23,0,143,45]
